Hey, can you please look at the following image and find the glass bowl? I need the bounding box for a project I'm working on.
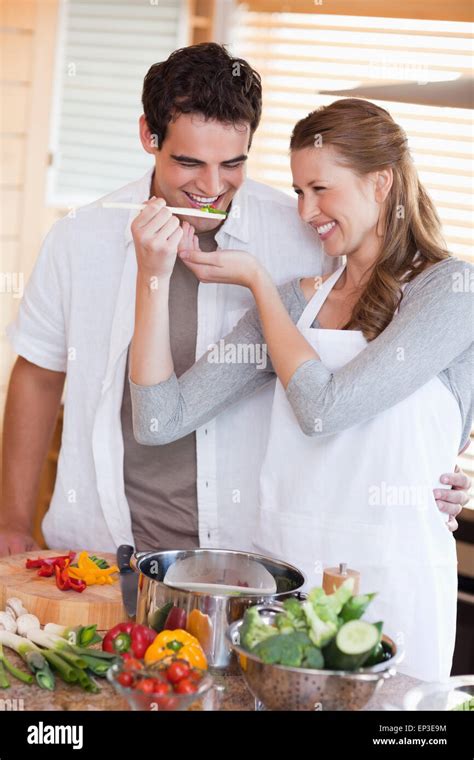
[403,676,474,711]
[107,660,214,711]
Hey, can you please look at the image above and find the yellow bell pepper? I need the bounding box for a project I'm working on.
[144,629,208,670]
[68,551,119,586]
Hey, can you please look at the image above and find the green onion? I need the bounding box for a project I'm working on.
[0,643,33,685]
[69,645,118,661]
[44,623,102,648]
[78,654,111,676]
[0,660,10,689]
[0,631,55,690]
[41,650,78,684]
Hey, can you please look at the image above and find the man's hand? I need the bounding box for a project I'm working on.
[178,221,262,288]
[131,197,183,280]
[435,465,472,532]
[0,528,40,557]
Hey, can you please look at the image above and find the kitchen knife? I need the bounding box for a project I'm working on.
[117,544,138,619]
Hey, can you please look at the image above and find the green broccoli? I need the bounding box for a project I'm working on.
[253,632,312,667]
[307,578,354,625]
[302,578,355,647]
[240,606,278,651]
[302,645,324,669]
[275,597,307,634]
[302,600,338,648]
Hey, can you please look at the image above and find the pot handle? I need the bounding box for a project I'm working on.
[129,550,149,573]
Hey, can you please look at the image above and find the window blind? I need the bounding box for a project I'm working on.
[47,0,187,206]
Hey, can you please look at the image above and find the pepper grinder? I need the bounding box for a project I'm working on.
[322,562,360,595]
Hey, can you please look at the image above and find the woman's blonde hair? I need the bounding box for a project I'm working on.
[290,98,450,340]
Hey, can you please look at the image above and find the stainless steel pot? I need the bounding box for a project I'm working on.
[130,548,305,671]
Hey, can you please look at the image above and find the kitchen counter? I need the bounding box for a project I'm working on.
[0,650,420,711]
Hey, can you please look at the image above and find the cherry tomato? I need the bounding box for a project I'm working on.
[166,660,191,684]
[187,669,203,684]
[117,671,134,688]
[155,695,179,711]
[123,656,144,671]
[174,677,198,694]
[150,680,172,696]
[136,678,158,695]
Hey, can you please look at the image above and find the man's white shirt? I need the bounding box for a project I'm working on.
[6,168,334,551]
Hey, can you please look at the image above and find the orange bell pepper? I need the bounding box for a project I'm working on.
[187,609,213,653]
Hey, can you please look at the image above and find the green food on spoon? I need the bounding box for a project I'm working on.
[200,205,227,216]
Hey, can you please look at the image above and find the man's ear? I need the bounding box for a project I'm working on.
[375,168,393,203]
[139,114,159,154]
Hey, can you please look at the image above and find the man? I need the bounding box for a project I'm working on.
[1,43,468,554]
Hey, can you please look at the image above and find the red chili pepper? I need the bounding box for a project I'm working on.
[102,623,156,659]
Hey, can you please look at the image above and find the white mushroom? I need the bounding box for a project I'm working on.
[6,597,28,619]
[0,611,17,633]
[16,613,40,637]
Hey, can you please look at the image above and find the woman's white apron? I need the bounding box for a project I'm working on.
[255,265,461,681]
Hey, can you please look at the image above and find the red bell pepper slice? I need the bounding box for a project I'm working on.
[54,564,86,593]
[55,565,71,591]
[26,552,76,571]
[68,576,87,593]
[37,564,55,577]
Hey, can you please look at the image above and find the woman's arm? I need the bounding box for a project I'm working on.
[281,258,473,437]
[249,267,319,387]
[178,248,472,440]
[129,279,306,445]
[130,220,308,445]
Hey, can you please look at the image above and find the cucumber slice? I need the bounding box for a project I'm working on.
[362,622,385,667]
[324,620,380,671]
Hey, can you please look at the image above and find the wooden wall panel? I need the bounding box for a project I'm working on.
[0,84,29,133]
[0,31,33,82]
[239,0,474,23]
[0,0,36,29]
[1,136,26,185]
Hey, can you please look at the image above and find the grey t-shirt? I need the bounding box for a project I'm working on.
[129,257,473,452]
[121,227,218,551]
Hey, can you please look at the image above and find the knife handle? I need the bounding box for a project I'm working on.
[117,544,134,573]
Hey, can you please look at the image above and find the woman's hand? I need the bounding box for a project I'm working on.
[178,221,264,289]
[131,197,183,280]
[435,464,472,532]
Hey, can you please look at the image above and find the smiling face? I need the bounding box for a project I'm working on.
[291,145,391,263]
[140,112,250,232]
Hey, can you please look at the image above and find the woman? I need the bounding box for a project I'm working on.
[129,99,473,681]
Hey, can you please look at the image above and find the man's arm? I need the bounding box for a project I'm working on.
[0,357,66,555]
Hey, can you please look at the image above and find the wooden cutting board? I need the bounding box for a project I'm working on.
[0,550,129,630]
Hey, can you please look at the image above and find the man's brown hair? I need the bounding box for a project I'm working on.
[142,42,262,149]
